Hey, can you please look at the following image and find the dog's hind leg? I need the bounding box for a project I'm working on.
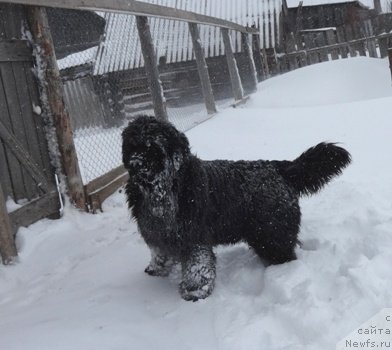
[145,246,175,277]
[179,245,216,301]
[247,225,298,265]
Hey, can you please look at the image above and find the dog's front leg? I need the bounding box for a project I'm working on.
[145,246,175,277]
[179,245,216,301]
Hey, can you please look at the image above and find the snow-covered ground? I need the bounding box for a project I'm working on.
[1,57,392,350]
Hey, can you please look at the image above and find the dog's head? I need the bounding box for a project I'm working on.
[122,115,190,185]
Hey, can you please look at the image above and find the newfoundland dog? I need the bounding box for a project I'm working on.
[122,115,351,301]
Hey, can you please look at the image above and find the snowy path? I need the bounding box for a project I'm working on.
[1,57,392,350]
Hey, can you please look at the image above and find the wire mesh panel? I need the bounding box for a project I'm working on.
[51,7,252,186]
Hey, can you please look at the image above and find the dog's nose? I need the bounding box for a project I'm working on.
[127,154,145,169]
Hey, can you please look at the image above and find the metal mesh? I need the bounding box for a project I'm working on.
[53,10,241,185]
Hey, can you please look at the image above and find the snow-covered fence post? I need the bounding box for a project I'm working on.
[188,22,217,115]
[26,6,87,211]
[0,183,17,265]
[241,32,258,92]
[136,15,168,121]
[221,28,244,101]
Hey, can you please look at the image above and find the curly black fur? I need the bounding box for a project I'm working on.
[122,115,351,301]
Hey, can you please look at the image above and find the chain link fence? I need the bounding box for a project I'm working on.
[53,9,252,185]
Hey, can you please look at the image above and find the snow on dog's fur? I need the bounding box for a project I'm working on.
[122,115,351,301]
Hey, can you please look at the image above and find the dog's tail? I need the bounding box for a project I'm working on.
[273,142,351,196]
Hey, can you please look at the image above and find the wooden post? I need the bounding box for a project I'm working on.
[304,33,318,64]
[345,25,357,57]
[336,26,348,58]
[315,32,328,62]
[188,22,217,114]
[136,15,168,121]
[27,6,86,211]
[285,32,298,70]
[262,48,270,77]
[221,28,244,101]
[379,37,389,58]
[0,183,17,265]
[325,29,339,60]
[241,32,258,92]
[389,49,392,82]
[365,20,378,58]
[252,33,265,81]
[374,0,382,14]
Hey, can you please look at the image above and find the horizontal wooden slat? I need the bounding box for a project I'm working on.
[88,173,129,213]
[0,0,258,33]
[0,40,32,62]
[9,190,60,235]
[84,165,128,213]
[84,165,127,196]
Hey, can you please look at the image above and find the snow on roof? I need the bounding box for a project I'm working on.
[58,46,98,70]
[93,0,282,75]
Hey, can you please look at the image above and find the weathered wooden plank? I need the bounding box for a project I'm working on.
[9,190,60,234]
[315,33,328,62]
[251,32,265,81]
[353,22,366,56]
[295,35,307,68]
[241,33,257,92]
[0,118,51,193]
[84,165,126,196]
[2,62,33,203]
[221,28,243,101]
[27,6,87,210]
[189,22,217,114]
[0,0,258,34]
[285,32,298,70]
[136,15,168,120]
[325,29,339,60]
[345,25,357,57]
[378,37,389,58]
[0,74,13,198]
[336,26,348,59]
[262,48,270,77]
[12,61,43,199]
[0,40,32,62]
[303,33,318,64]
[0,63,26,200]
[88,173,128,213]
[0,5,6,40]
[364,20,377,58]
[2,3,25,39]
[0,182,17,264]
[24,60,54,181]
[389,49,392,82]
[84,165,128,213]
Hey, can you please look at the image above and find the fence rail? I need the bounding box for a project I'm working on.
[0,0,258,33]
[271,16,392,75]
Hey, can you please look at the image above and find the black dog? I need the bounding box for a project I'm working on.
[122,115,351,301]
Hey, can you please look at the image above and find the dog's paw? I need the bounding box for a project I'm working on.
[179,281,214,301]
[144,264,172,277]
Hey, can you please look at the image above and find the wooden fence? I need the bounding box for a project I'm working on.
[0,0,261,262]
[268,16,392,75]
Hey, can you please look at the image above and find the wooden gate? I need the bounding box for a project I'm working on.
[0,4,60,236]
